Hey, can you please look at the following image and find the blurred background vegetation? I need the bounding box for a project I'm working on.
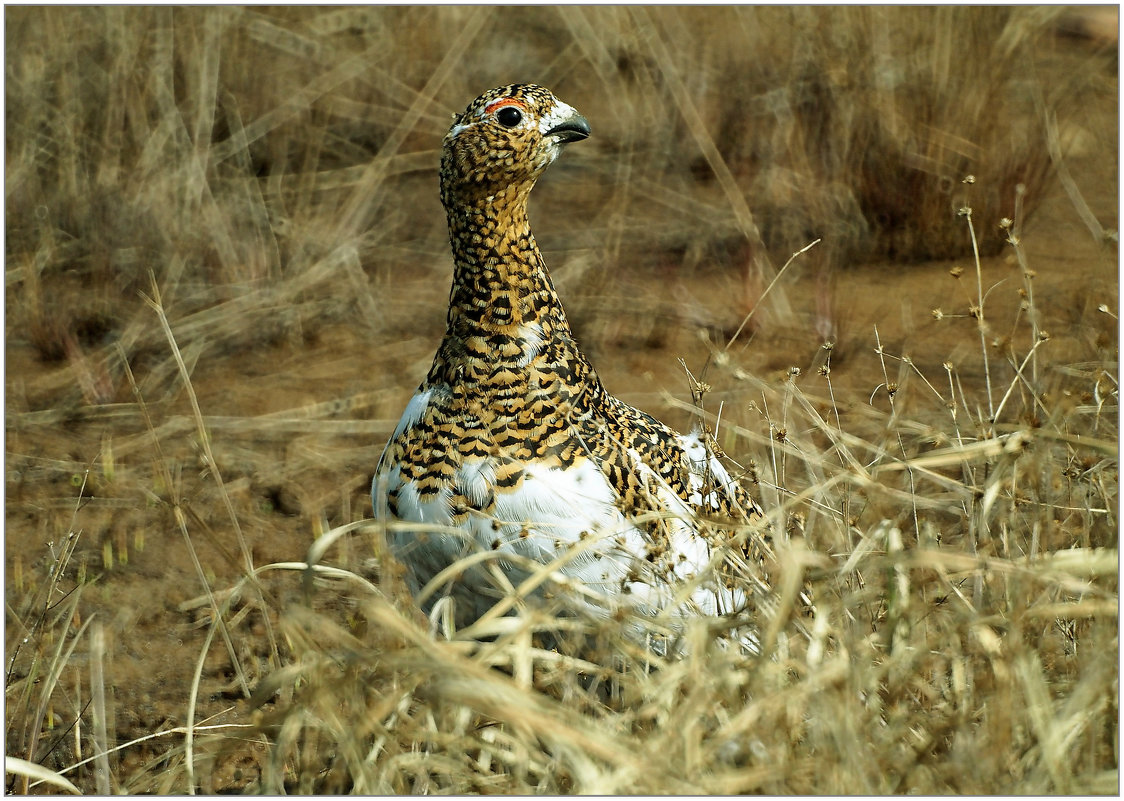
[5,6,1117,794]
[5,6,1115,372]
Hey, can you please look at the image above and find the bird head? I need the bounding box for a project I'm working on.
[440,84,590,209]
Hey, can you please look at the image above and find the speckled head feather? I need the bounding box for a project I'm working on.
[440,84,590,209]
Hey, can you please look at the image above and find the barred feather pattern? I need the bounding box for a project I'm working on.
[373,85,777,648]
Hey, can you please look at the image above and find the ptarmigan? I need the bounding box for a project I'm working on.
[373,84,773,649]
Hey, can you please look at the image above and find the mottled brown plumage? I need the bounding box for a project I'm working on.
[373,85,773,644]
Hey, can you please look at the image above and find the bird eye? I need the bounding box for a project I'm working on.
[495,106,522,128]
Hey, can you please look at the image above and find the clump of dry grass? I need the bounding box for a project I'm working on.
[601,8,1038,263]
[5,5,1117,795]
[5,481,94,795]
[237,207,1116,793]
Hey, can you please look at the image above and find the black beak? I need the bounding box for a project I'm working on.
[546,114,591,143]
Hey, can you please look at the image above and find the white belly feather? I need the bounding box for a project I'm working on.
[374,388,752,637]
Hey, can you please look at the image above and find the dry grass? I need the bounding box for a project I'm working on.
[4,6,1118,795]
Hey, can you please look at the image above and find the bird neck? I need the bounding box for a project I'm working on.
[432,180,605,410]
[442,192,573,339]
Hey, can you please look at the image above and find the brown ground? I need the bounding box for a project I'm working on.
[4,12,1117,793]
